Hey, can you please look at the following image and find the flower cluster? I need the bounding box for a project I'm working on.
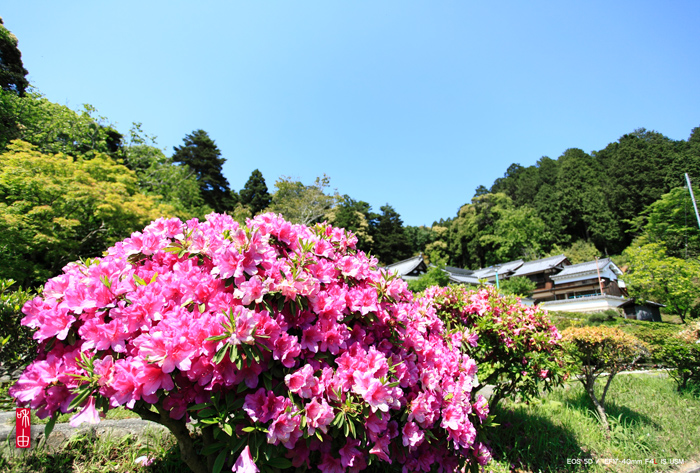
[420,285,567,407]
[12,213,491,472]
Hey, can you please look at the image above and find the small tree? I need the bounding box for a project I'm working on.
[562,326,647,430]
[623,241,700,323]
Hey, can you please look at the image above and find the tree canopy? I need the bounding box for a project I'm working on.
[268,174,337,226]
[0,140,176,287]
[172,129,234,214]
[239,169,271,216]
[0,18,28,96]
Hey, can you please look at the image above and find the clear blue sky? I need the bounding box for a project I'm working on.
[4,1,700,227]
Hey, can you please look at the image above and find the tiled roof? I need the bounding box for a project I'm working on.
[511,254,569,277]
[552,258,622,279]
[384,255,426,277]
[471,260,524,280]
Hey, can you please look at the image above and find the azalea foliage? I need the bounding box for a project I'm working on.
[11,213,492,473]
[419,285,567,408]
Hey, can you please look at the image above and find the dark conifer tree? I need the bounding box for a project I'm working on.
[172,129,234,213]
[0,17,29,96]
[372,205,412,265]
[239,169,271,215]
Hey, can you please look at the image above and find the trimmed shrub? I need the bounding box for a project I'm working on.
[11,213,492,473]
[419,285,568,409]
[562,326,648,430]
[662,321,700,390]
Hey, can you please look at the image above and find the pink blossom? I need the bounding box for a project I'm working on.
[402,421,425,449]
[69,396,101,427]
[232,446,259,473]
[285,364,317,398]
[305,397,334,435]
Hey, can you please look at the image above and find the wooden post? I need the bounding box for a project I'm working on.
[595,257,605,295]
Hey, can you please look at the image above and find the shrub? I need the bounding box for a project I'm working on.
[586,309,618,325]
[562,326,647,430]
[0,279,36,374]
[662,321,700,390]
[420,285,568,409]
[11,213,492,473]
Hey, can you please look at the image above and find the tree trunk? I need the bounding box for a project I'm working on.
[133,403,209,473]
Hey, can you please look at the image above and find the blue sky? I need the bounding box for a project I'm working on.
[4,1,700,227]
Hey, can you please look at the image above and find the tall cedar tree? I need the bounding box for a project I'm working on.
[172,130,234,214]
[239,169,271,215]
[372,205,412,265]
[0,18,29,96]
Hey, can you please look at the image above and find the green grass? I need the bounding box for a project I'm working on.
[0,427,189,473]
[487,374,700,472]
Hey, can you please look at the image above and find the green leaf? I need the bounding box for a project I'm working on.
[242,426,257,432]
[222,423,233,437]
[200,441,227,456]
[68,387,92,412]
[231,397,245,410]
[187,402,212,412]
[213,449,227,473]
[44,413,57,440]
[267,457,293,469]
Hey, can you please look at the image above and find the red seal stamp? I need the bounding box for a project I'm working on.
[16,408,30,448]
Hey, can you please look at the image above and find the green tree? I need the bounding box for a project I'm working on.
[326,195,376,254]
[0,140,176,287]
[635,185,700,259]
[547,240,600,264]
[424,224,451,265]
[623,242,700,323]
[123,124,211,220]
[0,91,123,157]
[499,276,537,298]
[448,193,549,268]
[172,129,234,214]
[372,204,412,265]
[595,128,680,249]
[0,17,29,96]
[556,148,620,253]
[268,174,337,226]
[239,169,271,216]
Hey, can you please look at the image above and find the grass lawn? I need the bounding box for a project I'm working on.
[487,373,700,472]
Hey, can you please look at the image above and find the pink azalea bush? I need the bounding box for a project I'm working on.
[419,285,568,408]
[11,213,491,473]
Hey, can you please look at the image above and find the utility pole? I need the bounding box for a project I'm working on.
[686,173,700,230]
[595,257,605,296]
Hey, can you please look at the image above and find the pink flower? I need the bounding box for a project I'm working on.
[285,364,317,398]
[305,397,334,435]
[473,394,489,422]
[232,446,259,473]
[69,396,101,427]
[318,453,344,473]
[402,421,425,450]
